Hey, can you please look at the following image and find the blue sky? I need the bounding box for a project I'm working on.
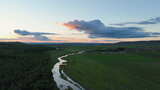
[0,0,160,42]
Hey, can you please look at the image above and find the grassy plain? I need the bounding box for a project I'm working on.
[1,42,160,90]
[64,44,160,90]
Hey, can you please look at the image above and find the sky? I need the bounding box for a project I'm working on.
[0,0,160,43]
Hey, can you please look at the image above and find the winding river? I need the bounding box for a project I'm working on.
[52,51,85,90]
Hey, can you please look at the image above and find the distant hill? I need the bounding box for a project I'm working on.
[0,42,25,45]
[28,42,111,46]
[1,40,160,46]
[115,40,160,46]
[28,40,160,46]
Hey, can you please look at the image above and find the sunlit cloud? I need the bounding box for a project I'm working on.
[63,23,80,30]
[63,19,160,38]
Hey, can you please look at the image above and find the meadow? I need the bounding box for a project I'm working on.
[1,41,160,90]
[64,43,160,90]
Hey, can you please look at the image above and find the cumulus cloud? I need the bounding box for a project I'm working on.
[111,17,160,26]
[14,29,56,41]
[63,19,160,38]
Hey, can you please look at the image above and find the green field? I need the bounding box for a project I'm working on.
[1,42,160,90]
[64,45,160,90]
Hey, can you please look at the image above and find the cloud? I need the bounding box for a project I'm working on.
[14,29,56,41]
[63,19,160,38]
[111,17,160,26]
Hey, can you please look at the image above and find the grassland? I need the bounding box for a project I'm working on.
[1,41,160,90]
[64,44,160,90]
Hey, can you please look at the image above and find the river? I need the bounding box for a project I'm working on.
[52,51,85,90]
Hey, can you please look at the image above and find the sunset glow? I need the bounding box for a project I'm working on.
[63,23,80,30]
[0,0,159,43]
